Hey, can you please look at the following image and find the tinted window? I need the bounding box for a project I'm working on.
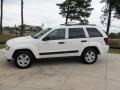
[45,28,65,40]
[69,28,86,39]
[86,28,103,37]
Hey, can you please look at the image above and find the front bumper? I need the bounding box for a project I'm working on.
[4,49,14,61]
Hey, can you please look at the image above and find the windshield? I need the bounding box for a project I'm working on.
[31,28,52,39]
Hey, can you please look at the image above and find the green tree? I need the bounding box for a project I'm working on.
[101,0,120,35]
[57,0,93,25]
[117,32,120,39]
[109,32,117,38]
[0,0,3,35]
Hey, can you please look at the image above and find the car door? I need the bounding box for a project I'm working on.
[39,28,67,58]
[66,28,87,56]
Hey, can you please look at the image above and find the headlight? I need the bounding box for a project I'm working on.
[5,44,10,51]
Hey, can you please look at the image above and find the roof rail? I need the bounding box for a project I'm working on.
[60,24,96,26]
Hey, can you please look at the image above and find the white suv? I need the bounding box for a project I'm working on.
[4,25,109,69]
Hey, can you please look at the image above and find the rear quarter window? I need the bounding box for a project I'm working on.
[86,28,103,37]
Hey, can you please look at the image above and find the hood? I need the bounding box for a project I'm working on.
[7,36,33,45]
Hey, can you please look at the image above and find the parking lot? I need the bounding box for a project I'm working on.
[0,49,120,90]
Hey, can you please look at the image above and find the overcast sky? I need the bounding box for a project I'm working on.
[2,0,120,33]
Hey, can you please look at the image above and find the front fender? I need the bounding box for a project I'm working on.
[12,45,39,59]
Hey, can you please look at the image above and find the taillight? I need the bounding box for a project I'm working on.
[104,38,109,45]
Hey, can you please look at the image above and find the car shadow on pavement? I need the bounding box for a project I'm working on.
[33,57,81,66]
[5,56,104,69]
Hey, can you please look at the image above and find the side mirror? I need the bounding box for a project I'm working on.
[43,37,50,41]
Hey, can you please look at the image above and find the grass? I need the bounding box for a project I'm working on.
[109,48,120,54]
[0,34,16,49]
[108,39,120,54]
[0,34,16,42]
[109,39,120,48]
[0,44,5,49]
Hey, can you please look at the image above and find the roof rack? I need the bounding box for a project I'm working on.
[60,24,96,26]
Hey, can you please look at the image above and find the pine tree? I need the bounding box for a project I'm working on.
[57,0,93,25]
[101,0,120,35]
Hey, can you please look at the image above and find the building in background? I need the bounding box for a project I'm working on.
[3,25,43,36]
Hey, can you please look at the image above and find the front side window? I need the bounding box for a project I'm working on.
[31,28,51,39]
[86,28,103,37]
[69,28,86,39]
[44,28,65,40]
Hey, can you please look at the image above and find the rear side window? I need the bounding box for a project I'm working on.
[69,28,86,39]
[86,28,103,37]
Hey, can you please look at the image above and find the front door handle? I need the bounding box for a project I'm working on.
[58,42,65,44]
[81,40,87,42]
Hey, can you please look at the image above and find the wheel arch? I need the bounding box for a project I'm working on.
[82,46,100,55]
[12,49,36,59]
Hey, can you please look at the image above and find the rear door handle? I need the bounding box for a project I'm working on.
[81,40,87,42]
[58,42,65,44]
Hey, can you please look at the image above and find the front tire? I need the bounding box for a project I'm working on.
[81,48,98,64]
[13,51,33,69]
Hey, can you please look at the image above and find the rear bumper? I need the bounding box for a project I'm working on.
[101,45,109,55]
[103,45,109,53]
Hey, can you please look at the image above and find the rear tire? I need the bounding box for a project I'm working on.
[13,51,33,69]
[81,48,98,64]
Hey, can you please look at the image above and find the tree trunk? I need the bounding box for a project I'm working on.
[20,0,24,36]
[65,0,70,25]
[106,2,112,35]
[0,0,3,35]
[65,15,68,25]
